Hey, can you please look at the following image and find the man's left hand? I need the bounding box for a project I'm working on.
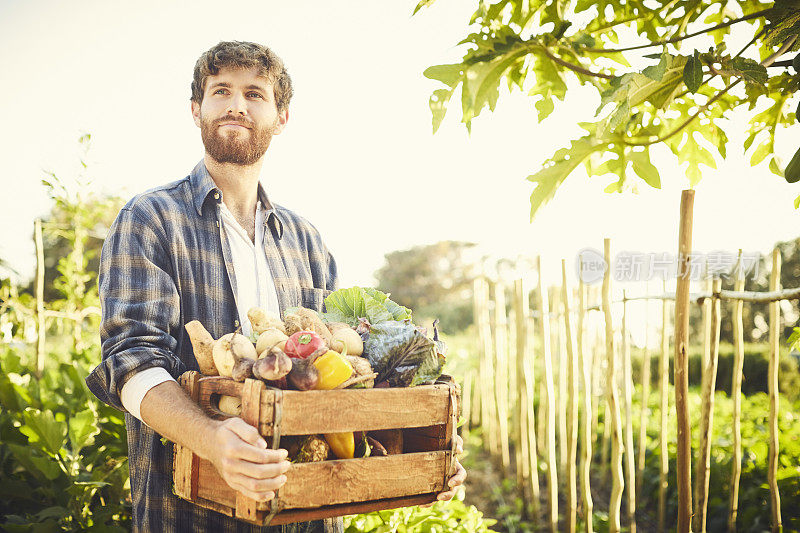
[423,434,466,506]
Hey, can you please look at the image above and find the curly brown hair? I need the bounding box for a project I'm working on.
[191,41,293,112]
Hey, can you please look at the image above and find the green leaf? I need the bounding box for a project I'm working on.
[629,150,661,188]
[683,50,703,93]
[527,136,599,219]
[68,408,100,453]
[729,57,768,86]
[412,0,437,15]
[423,64,462,88]
[750,140,772,166]
[7,443,63,481]
[429,88,452,133]
[642,49,668,81]
[20,409,67,455]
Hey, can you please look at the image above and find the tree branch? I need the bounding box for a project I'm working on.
[580,9,771,54]
[622,35,797,147]
[538,46,615,80]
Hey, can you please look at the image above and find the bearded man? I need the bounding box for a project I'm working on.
[85,41,465,533]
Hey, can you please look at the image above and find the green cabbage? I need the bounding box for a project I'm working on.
[322,287,412,328]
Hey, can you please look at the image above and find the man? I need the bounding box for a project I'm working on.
[86,41,465,533]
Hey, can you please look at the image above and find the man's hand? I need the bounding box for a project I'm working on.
[140,381,291,503]
[207,418,291,502]
[421,434,467,507]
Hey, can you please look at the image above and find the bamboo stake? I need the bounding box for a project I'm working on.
[603,239,624,533]
[562,261,578,533]
[475,278,498,455]
[637,294,651,499]
[578,279,594,533]
[34,218,46,378]
[674,189,694,533]
[462,370,473,443]
[494,282,512,475]
[768,248,782,533]
[557,287,569,481]
[471,364,482,428]
[728,251,745,533]
[535,257,559,532]
[622,292,637,533]
[538,380,547,458]
[516,279,540,519]
[694,277,722,533]
[658,279,670,533]
[472,280,483,430]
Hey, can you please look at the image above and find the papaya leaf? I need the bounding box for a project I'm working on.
[20,409,67,456]
[423,63,463,88]
[630,150,661,188]
[429,88,453,133]
[527,136,600,219]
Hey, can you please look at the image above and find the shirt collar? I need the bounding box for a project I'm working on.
[189,159,284,239]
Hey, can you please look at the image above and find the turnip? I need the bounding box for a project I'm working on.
[330,326,363,356]
[253,346,293,381]
[212,332,258,378]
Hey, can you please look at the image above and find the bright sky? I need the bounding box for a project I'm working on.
[2,0,799,329]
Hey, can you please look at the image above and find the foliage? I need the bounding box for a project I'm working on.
[374,241,483,333]
[632,387,800,532]
[343,488,497,532]
[416,0,800,217]
[631,341,800,401]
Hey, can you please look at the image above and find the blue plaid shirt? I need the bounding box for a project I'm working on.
[86,161,338,532]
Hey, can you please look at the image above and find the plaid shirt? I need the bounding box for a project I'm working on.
[86,161,339,533]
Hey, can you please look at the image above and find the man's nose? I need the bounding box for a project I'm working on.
[226,93,247,115]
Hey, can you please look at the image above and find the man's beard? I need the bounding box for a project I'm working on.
[200,115,276,166]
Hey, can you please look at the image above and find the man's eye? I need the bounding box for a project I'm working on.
[214,89,228,95]
[248,92,264,99]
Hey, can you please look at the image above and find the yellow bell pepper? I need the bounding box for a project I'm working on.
[324,432,355,459]
[312,350,353,390]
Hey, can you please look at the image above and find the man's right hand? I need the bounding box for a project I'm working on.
[139,381,292,503]
[208,418,292,502]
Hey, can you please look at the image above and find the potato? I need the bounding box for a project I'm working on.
[284,307,332,344]
[256,328,289,356]
[247,307,286,335]
[218,395,242,416]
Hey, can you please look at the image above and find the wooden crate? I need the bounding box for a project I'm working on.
[172,370,460,526]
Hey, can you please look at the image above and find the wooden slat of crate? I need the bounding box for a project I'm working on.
[195,450,450,511]
[196,376,452,435]
[270,386,452,435]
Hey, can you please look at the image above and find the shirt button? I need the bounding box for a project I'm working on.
[214,192,220,201]
[234,320,240,328]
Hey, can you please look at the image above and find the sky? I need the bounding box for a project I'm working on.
[1,0,800,338]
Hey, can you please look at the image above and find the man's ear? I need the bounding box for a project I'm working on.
[272,108,289,135]
[191,101,202,128]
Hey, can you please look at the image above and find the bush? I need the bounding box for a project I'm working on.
[631,342,800,401]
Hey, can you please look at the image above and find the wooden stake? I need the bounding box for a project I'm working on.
[658,279,670,533]
[674,189,694,533]
[557,287,569,481]
[768,248,782,533]
[603,239,624,533]
[462,370,473,443]
[622,292,637,533]
[494,282,512,475]
[637,292,651,499]
[536,256,559,532]
[578,279,594,533]
[729,251,745,533]
[475,278,498,456]
[515,279,540,519]
[562,261,578,533]
[34,218,46,378]
[694,277,722,533]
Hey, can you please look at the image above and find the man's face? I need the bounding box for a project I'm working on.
[191,66,288,166]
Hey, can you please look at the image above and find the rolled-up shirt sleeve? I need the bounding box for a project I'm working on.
[85,206,187,412]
